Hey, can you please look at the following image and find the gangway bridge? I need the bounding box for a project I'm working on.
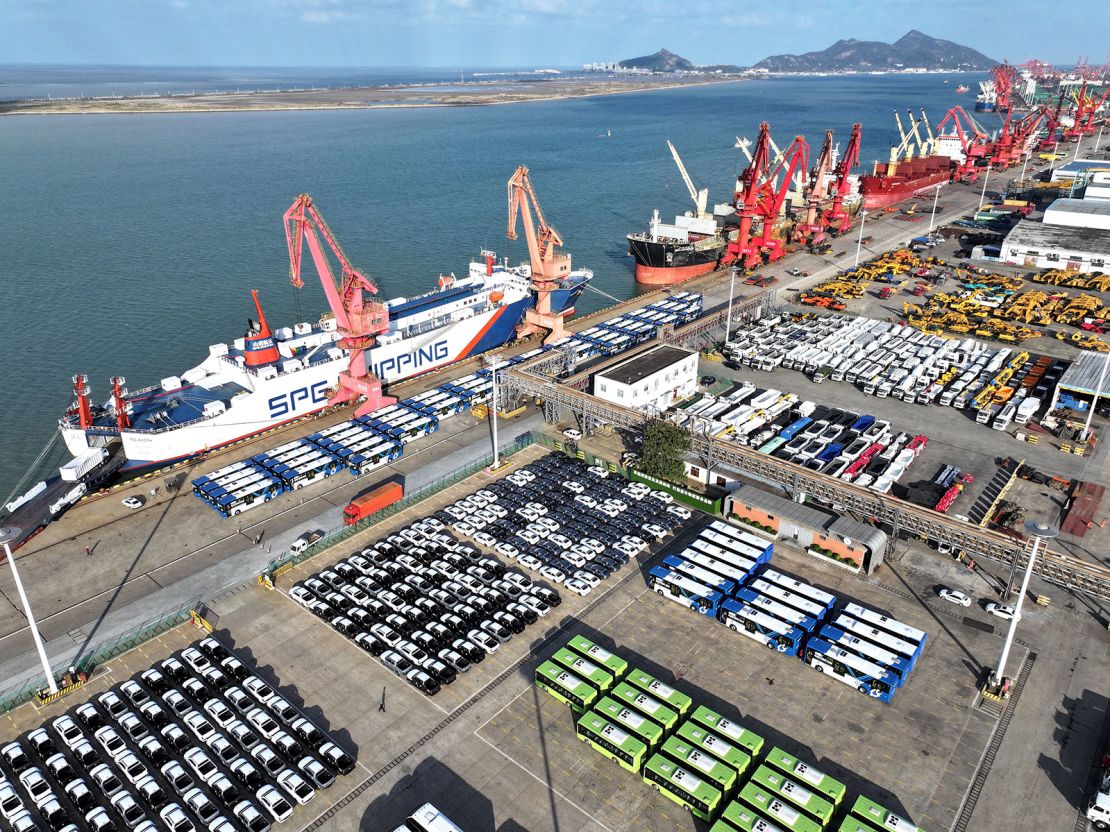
[499,297,1110,602]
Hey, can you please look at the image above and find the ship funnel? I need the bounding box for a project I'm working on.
[243,290,281,367]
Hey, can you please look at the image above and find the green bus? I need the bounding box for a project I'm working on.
[575,711,648,773]
[566,635,629,679]
[551,647,616,692]
[738,783,822,832]
[611,682,680,732]
[595,697,665,752]
[626,668,692,716]
[534,661,598,713]
[660,736,739,795]
[675,721,752,778]
[837,818,885,832]
[690,705,765,759]
[764,747,846,807]
[850,796,927,832]
[721,800,787,832]
[642,752,724,822]
[751,765,835,828]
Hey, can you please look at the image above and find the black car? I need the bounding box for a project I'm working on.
[531,585,561,607]
[413,597,443,618]
[354,632,386,656]
[384,613,415,636]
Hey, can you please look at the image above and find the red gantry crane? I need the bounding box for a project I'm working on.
[729,123,809,269]
[825,122,862,235]
[1066,79,1110,139]
[507,165,574,343]
[935,106,991,182]
[990,108,1045,168]
[991,62,1018,113]
[793,129,834,246]
[283,194,394,418]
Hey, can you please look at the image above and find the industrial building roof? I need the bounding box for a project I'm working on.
[1054,159,1110,174]
[1056,351,1110,397]
[1003,219,1110,253]
[596,344,693,387]
[1045,197,1110,217]
[728,484,887,556]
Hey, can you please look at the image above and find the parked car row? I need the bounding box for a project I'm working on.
[290,521,561,697]
[438,453,691,593]
[0,638,353,832]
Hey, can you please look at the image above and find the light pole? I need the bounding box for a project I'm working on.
[0,528,58,695]
[853,210,869,268]
[725,267,737,348]
[991,520,1057,693]
[484,355,503,470]
[1019,152,1030,185]
[1080,346,1110,443]
[1073,133,1083,160]
[1097,123,1105,154]
[978,163,992,211]
[928,183,943,233]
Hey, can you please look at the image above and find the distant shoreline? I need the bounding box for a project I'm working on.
[0,76,746,116]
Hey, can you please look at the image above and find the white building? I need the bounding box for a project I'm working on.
[1049,159,1110,183]
[1001,220,1110,272]
[593,345,698,412]
[1043,197,1110,230]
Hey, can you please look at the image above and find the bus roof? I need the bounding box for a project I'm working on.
[749,580,827,620]
[808,639,898,683]
[662,736,736,789]
[843,603,926,644]
[764,747,846,804]
[626,669,692,712]
[735,590,819,630]
[648,566,724,602]
[759,568,837,608]
[820,626,910,675]
[833,615,919,660]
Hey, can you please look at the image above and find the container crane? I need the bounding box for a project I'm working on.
[825,122,861,235]
[667,140,709,217]
[1066,80,1110,139]
[728,122,808,269]
[506,165,574,343]
[793,129,833,246]
[283,194,394,417]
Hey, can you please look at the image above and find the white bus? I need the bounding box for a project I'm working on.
[748,579,827,621]
[401,802,465,832]
[759,568,837,615]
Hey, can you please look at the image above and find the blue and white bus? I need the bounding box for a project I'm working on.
[758,569,837,617]
[802,637,899,702]
[689,540,761,577]
[699,530,770,563]
[842,603,926,666]
[748,580,829,623]
[212,472,284,517]
[706,521,775,561]
[818,625,912,685]
[719,599,807,655]
[733,589,818,633]
[681,551,752,588]
[831,615,922,669]
[647,566,724,617]
[662,556,737,597]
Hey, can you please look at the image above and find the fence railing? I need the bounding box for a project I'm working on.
[262,431,537,579]
[0,598,201,715]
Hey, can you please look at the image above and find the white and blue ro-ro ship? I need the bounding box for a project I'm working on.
[60,251,590,472]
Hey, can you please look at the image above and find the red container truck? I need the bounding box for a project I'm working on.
[343,481,403,525]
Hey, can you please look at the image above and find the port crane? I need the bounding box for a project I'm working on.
[667,140,709,217]
[283,194,394,417]
[934,106,991,182]
[989,109,1044,168]
[991,62,1018,112]
[507,165,574,343]
[793,129,834,246]
[729,122,808,269]
[1065,79,1110,140]
[824,122,862,235]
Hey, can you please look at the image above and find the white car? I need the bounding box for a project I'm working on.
[467,629,500,655]
[985,602,1019,621]
[561,480,585,495]
[494,542,520,560]
[585,465,609,478]
[572,570,601,588]
[159,804,196,832]
[561,428,582,441]
[256,786,293,823]
[539,565,566,583]
[122,496,145,510]
[938,588,971,607]
[275,769,315,805]
[666,504,692,520]
[473,532,498,549]
[518,554,544,572]
[563,577,593,596]
[519,594,550,618]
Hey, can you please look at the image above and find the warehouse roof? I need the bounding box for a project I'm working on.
[728,484,887,556]
[1056,351,1110,397]
[596,344,693,386]
[1055,159,1110,174]
[1003,219,1110,253]
[1045,197,1110,217]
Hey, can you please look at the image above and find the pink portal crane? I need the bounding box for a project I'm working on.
[507,165,573,343]
[283,194,394,417]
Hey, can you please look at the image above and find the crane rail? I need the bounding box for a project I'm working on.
[501,306,1110,602]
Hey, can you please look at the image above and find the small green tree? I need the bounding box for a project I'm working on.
[639,418,691,484]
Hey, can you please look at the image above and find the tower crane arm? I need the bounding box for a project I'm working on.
[667,140,709,215]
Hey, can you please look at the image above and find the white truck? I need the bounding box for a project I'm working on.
[289,530,325,555]
[60,448,109,483]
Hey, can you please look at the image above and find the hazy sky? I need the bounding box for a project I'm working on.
[2,0,1107,68]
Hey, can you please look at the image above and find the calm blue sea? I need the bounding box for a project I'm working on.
[0,70,991,499]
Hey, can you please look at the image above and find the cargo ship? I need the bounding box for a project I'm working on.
[859,155,954,210]
[975,79,998,112]
[627,208,736,285]
[627,140,737,285]
[58,251,590,473]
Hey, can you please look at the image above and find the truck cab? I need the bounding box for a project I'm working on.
[290,530,324,556]
[1088,787,1110,830]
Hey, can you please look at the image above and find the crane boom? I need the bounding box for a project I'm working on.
[667,140,709,216]
[283,194,394,417]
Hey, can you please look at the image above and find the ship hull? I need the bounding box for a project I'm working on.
[860,158,954,210]
[974,102,997,112]
[627,235,727,285]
